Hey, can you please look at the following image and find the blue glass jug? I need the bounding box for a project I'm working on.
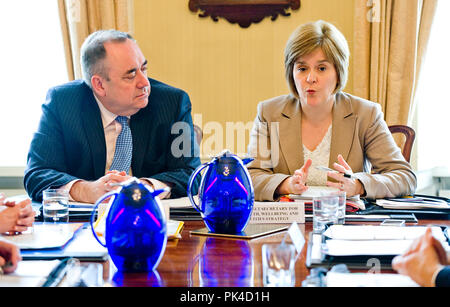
[187,150,254,234]
[90,178,167,272]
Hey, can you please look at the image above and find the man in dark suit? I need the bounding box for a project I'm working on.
[24,30,200,203]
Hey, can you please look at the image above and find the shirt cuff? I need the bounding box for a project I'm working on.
[61,179,82,202]
[431,265,445,287]
[433,266,450,287]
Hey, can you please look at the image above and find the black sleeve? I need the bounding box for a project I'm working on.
[436,266,450,287]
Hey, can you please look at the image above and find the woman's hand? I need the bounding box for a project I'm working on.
[0,241,21,274]
[0,193,6,206]
[276,159,312,195]
[326,154,365,197]
[0,198,34,234]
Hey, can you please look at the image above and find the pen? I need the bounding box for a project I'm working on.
[42,257,73,287]
[315,166,353,179]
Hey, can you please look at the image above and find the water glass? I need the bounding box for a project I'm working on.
[312,195,339,233]
[42,189,69,223]
[330,191,346,225]
[262,243,295,287]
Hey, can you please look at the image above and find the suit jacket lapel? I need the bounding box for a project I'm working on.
[279,96,303,174]
[82,91,106,179]
[329,93,356,167]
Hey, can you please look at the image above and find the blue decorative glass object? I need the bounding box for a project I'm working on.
[90,178,168,272]
[187,150,254,234]
[199,238,254,287]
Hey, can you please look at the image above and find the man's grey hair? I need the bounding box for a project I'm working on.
[80,29,135,88]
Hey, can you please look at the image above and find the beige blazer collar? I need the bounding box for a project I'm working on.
[279,95,302,174]
[278,92,357,174]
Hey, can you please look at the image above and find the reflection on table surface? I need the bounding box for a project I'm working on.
[106,221,299,287]
[99,219,449,287]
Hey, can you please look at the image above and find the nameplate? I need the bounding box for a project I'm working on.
[249,202,305,224]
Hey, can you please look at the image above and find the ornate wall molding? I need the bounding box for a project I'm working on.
[188,0,301,28]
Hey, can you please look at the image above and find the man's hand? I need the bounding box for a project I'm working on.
[139,178,172,199]
[392,228,448,287]
[70,172,131,203]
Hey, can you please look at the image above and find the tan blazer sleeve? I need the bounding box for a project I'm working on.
[247,101,290,201]
[351,102,417,199]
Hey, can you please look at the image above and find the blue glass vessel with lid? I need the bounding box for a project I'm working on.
[187,150,254,234]
[90,178,168,272]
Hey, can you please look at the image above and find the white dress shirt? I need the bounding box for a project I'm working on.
[96,95,127,173]
[62,95,170,201]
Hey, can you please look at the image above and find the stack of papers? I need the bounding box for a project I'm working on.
[161,196,198,209]
[161,196,201,221]
[376,197,449,210]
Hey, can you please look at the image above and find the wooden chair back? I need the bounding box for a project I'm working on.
[388,125,415,162]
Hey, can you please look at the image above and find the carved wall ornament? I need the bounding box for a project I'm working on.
[188,0,301,28]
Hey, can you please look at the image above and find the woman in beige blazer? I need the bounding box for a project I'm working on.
[247,21,416,201]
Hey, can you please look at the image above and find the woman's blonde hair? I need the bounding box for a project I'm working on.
[284,20,349,98]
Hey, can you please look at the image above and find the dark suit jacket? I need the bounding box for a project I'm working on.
[24,78,201,201]
[436,267,450,287]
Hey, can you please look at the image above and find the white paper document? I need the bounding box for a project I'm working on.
[0,260,61,287]
[376,198,449,209]
[289,186,339,199]
[323,225,447,241]
[322,225,449,256]
[288,186,365,210]
[326,272,419,287]
[324,239,414,256]
[1,224,77,250]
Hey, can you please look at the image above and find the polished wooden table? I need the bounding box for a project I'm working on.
[104,218,450,287]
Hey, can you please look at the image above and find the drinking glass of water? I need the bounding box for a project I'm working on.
[329,191,346,225]
[262,243,295,287]
[312,195,339,233]
[42,189,69,223]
